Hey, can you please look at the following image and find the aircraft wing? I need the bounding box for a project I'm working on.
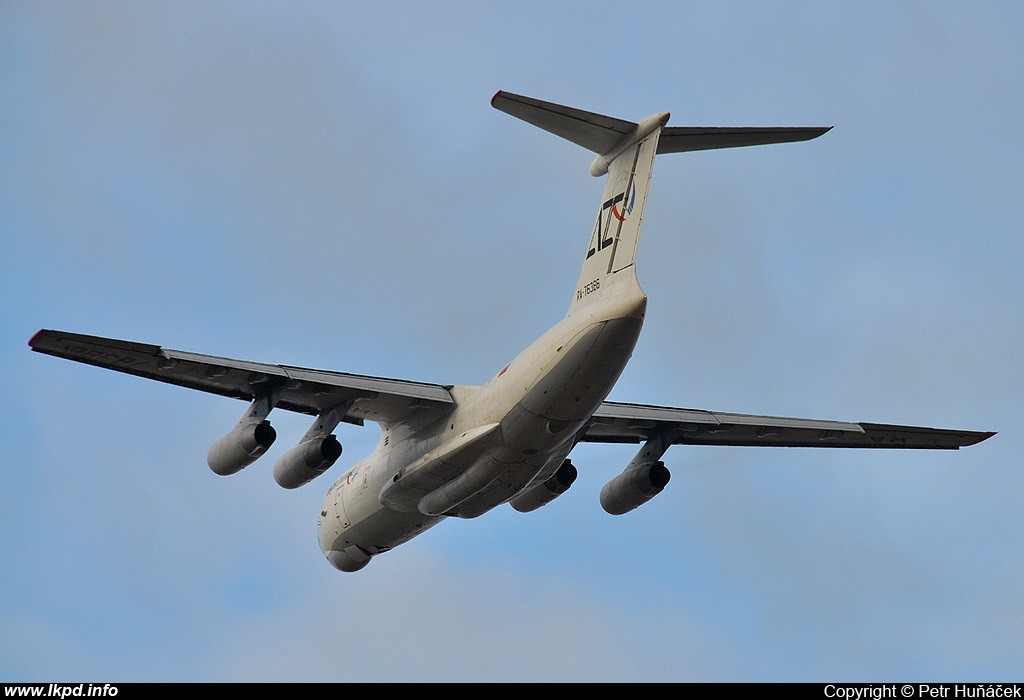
[28,329,454,426]
[582,401,994,450]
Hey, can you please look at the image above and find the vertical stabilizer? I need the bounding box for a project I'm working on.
[491,91,831,316]
[491,91,666,315]
[567,118,664,314]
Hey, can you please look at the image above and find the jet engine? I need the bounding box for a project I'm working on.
[207,420,277,476]
[273,435,343,489]
[207,394,280,476]
[274,405,349,489]
[510,459,578,512]
[599,461,670,515]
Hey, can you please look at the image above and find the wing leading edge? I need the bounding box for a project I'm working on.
[584,401,994,450]
[28,329,453,426]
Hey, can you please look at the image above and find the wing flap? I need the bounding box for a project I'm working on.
[29,329,453,425]
[583,401,994,449]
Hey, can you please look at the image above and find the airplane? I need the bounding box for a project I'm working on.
[29,91,994,572]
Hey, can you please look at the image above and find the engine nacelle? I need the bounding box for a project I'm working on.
[510,459,578,513]
[207,420,277,476]
[273,435,343,489]
[599,461,670,515]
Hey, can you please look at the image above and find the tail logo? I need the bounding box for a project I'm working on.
[587,178,636,259]
[611,181,636,221]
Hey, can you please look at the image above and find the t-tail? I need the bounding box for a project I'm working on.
[491,91,832,315]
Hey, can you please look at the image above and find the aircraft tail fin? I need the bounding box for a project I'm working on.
[491,91,830,315]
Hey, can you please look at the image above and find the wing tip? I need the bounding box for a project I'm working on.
[859,422,997,449]
[28,328,50,350]
[963,430,997,447]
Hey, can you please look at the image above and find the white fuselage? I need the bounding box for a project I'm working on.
[317,281,647,570]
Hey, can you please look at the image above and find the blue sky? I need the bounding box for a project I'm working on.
[2,1,1021,681]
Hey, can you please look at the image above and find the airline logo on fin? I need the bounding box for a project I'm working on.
[612,180,636,221]
[587,178,636,259]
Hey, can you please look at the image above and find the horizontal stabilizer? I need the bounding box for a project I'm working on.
[492,90,831,157]
[657,126,832,154]
[491,91,634,155]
